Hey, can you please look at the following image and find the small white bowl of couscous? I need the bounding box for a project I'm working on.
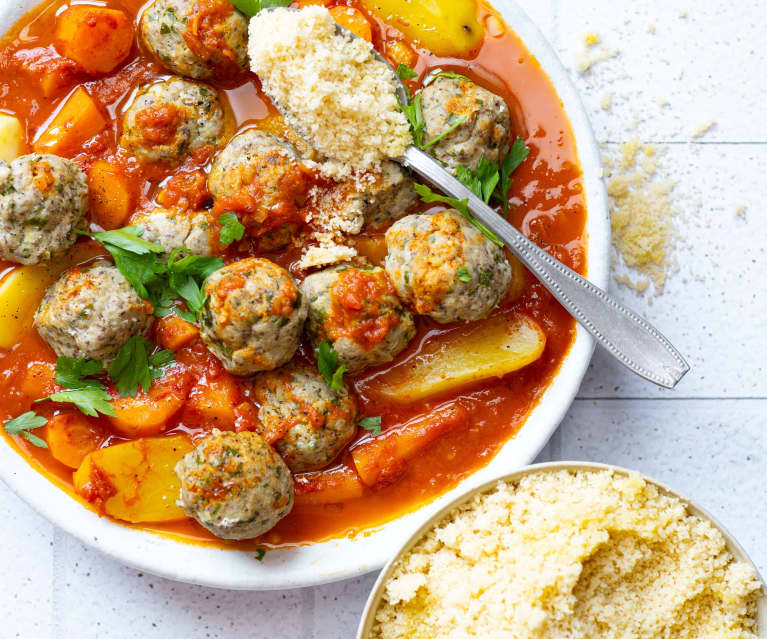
[358,462,766,639]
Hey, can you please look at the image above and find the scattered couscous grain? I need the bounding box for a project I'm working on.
[603,138,678,295]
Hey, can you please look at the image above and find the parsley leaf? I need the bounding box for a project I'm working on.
[219,212,245,246]
[4,411,49,448]
[396,63,417,81]
[456,157,501,204]
[79,226,164,256]
[399,92,425,148]
[330,364,348,392]
[255,548,267,561]
[166,251,224,319]
[21,430,48,448]
[359,416,382,435]
[104,243,167,301]
[176,309,198,323]
[167,251,223,280]
[422,114,467,149]
[55,356,105,390]
[425,70,472,86]
[231,0,290,18]
[149,349,176,380]
[414,183,503,247]
[109,336,175,397]
[316,341,347,391]
[456,266,472,282]
[38,389,116,418]
[497,138,530,213]
[453,140,530,214]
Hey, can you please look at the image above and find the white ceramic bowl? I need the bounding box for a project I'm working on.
[357,462,767,638]
[0,0,610,589]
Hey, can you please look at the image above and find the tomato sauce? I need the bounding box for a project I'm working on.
[0,0,586,548]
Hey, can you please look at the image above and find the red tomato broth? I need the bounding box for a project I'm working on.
[0,0,586,548]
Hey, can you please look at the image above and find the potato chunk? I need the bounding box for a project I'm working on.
[73,436,193,523]
[0,114,25,162]
[360,0,483,57]
[369,313,546,403]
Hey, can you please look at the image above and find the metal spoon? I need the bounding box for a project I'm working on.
[256,9,690,389]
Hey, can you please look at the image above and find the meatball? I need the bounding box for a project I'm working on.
[131,207,217,257]
[139,0,249,80]
[301,264,415,373]
[34,261,153,361]
[385,210,512,323]
[420,76,511,174]
[175,430,293,539]
[251,364,357,473]
[120,77,229,165]
[324,161,416,231]
[0,154,87,265]
[200,258,307,376]
[208,129,310,239]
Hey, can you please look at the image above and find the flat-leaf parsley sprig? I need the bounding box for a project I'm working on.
[80,226,224,322]
[455,138,530,213]
[316,341,347,391]
[4,339,176,445]
[108,336,175,398]
[219,212,245,246]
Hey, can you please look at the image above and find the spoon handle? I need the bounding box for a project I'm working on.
[403,146,689,389]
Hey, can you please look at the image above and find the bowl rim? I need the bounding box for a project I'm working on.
[356,461,767,639]
[0,0,611,590]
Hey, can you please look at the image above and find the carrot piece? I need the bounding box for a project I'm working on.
[233,401,259,433]
[33,86,106,155]
[17,46,83,98]
[46,410,104,469]
[55,6,133,75]
[182,375,241,430]
[329,6,372,42]
[385,39,417,69]
[88,160,132,230]
[351,403,469,486]
[294,465,365,506]
[108,371,191,437]
[20,362,57,400]
[351,234,387,266]
[154,315,200,351]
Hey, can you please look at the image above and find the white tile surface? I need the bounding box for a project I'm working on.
[2,1,766,637]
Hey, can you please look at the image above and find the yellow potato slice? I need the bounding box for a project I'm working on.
[0,113,25,162]
[360,0,484,58]
[0,242,105,348]
[73,436,194,524]
[371,313,546,403]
